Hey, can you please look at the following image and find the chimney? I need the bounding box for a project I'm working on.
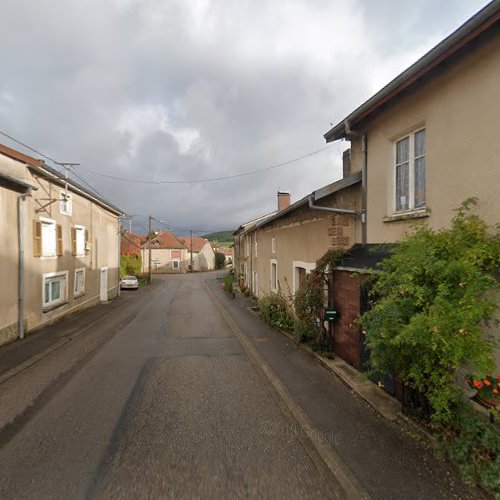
[277,191,291,212]
[342,148,351,178]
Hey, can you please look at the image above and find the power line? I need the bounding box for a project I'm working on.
[0,129,64,166]
[67,166,108,200]
[77,145,334,185]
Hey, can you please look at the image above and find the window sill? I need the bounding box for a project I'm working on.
[43,300,69,313]
[383,209,430,223]
[74,292,86,299]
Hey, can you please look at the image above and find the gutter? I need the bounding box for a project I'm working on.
[308,196,358,217]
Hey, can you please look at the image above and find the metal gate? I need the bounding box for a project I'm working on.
[359,280,396,395]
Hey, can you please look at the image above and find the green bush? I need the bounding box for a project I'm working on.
[443,406,500,496]
[360,199,500,423]
[120,255,142,278]
[215,251,226,269]
[259,290,295,332]
[223,274,234,294]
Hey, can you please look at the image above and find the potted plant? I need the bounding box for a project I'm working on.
[466,374,500,408]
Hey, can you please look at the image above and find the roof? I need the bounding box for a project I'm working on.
[256,171,362,229]
[121,231,143,256]
[0,142,123,216]
[324,1,500,142]
[233,211,277,236]
[0,170,38,194]
[337,244,395,272]
[180,237,211,253]
[142,230,187,250]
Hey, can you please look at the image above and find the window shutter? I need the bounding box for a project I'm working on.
[85,229,89,252]
[33,221,42,257]
[71,227,77,256]
[56,225,63,256]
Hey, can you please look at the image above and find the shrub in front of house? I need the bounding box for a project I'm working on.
[258,290,295,333]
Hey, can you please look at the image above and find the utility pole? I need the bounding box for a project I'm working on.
[148,215,153,284]
[190,230,194,272]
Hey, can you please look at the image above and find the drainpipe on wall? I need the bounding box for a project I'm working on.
[361,134,368,245]
[17,189,32,340]
[308,196,358,216]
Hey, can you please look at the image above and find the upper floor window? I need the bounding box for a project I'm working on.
[71,225,86,257]
[254,235,258,258]
[395,128,426,212]
[60,191,72,216]
[34,218,63,258]
[271,237,276,254]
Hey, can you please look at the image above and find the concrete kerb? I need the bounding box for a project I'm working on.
[204,279,371,500]
[245,304,401,422]
[0,283,157,388]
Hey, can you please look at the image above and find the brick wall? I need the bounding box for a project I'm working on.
[332,270,367,369]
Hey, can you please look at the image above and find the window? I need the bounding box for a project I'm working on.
[395,128,426,212]
[246,236,250,257]
[173,260,180,270]
[254,235,258,258]
[74,268,85,297]
[72,225,86,256]
[271,238,276,254]
[253,271,259,297]
[43,272,68,310]
[270,259,278,291]
[60,191,72,216]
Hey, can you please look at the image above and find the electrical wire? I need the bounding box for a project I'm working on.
[76,145,334,185]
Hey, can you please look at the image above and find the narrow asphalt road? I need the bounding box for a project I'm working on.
[0,273,482,499]
[0,274,340,499]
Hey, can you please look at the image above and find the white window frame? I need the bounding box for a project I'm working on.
[75,225,86,257]
[254,234,258,258]
[246,236,250,257]
[393,127,426,213]
[253,271,259,297]
[292,261,316,295]
[74,267,85,297]
[60,190,72,216]
[43,271,68,310]
[270,259,278,292]
[40,217,57,258]
[173,260,180,270]
[271,237,276,254]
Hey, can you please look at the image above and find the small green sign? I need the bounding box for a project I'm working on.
[324,309,338,322]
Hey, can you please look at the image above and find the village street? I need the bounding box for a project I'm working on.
[0,274,482,499]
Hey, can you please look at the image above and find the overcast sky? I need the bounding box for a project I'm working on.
[0,0,490,235]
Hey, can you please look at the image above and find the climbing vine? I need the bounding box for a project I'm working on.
[293,249,345,347]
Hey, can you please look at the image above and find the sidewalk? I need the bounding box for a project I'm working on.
[0,284,157,381]
[207,277,483,500]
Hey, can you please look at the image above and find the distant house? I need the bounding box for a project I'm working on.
[181,237,216,271]
[0,142,123,346]
[121,231,143,257]
[141,230,188,273]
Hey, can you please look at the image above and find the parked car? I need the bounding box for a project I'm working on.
[120,275,139,290]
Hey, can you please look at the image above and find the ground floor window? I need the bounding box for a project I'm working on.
[270,259,278,291]
[74,268,85,297]
[43,272,68,310]
[173,260,180,270]
[292,261,316,294]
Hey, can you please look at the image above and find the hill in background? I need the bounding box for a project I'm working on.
[202,230,234,247]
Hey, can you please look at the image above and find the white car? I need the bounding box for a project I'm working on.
[120,275,139,290]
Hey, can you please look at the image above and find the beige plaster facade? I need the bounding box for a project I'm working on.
[347,27,500,243]
[236,182,361,298]
[0,147,122,346]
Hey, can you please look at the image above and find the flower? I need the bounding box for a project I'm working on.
[474,380,483,389]
[484,380,492,386]
[494,389,499,395]
[496,375,500,380]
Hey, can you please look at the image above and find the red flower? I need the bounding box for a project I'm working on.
[496,375,500,380]
[474,380,483,389]
[484,380,492,386]
[494,389,499,395]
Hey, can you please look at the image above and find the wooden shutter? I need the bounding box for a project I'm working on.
[56,225,63,256]
[71,227,77,256]
[33,221,42,257]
